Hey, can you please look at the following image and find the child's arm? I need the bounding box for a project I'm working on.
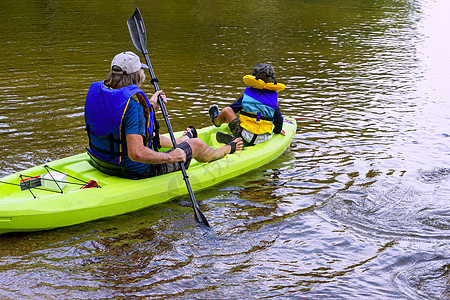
[273,107,285,135]
[229,95,244,114]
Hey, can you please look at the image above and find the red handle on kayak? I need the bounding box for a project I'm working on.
[81,180,98,189]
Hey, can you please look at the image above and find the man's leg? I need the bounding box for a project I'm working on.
[186,137,243,162]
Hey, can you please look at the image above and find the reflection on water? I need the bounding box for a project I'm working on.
[1,0,449,299]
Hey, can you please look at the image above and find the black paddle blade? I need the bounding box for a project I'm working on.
[195,208,210,228]
[127,8,147,54]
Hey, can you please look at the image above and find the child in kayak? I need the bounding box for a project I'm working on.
[209,63,285,146]
[85,51,243,179]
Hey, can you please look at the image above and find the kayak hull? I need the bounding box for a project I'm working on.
[0,118,296,234]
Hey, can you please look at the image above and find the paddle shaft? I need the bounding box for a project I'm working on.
[129,10,209,227]
[144,54,202,216]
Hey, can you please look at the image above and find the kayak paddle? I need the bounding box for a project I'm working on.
[127,7,210,228]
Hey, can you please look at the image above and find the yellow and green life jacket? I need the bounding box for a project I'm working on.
[239,75,285,135]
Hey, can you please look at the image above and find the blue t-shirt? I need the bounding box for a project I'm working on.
[120,99,149,174]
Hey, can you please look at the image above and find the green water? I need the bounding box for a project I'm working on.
[1,0,449,299]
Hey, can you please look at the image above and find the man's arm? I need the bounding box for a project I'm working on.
[126,134,186,164]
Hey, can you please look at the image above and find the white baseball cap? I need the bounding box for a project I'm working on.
[111,51,148,75]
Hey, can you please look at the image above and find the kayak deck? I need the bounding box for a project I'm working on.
[0,118,296,234]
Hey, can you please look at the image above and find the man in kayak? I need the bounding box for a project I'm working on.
[85,51,243,178]
[208,63,285,146]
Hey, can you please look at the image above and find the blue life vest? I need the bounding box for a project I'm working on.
[239,87,278,134]
[85,81,155,164]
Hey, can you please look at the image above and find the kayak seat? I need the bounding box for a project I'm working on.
[86,148,144,180]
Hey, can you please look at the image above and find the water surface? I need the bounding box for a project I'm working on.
[0,0,449,299]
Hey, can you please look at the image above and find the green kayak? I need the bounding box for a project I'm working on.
[0,118,296,235]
